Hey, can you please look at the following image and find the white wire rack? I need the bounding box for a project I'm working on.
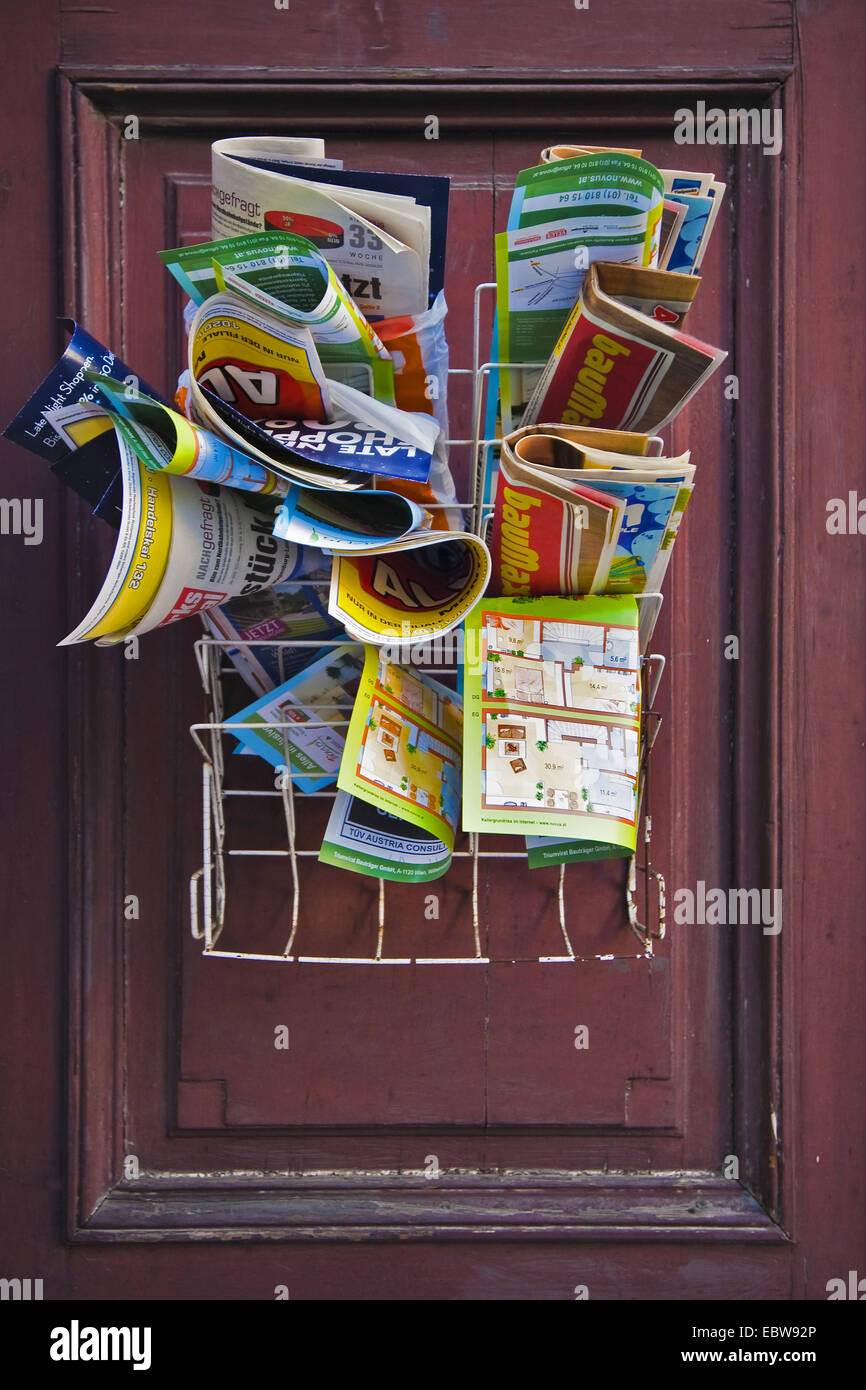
[188,285,668,965]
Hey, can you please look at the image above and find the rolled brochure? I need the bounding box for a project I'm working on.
[162,231,396,403]
[211,231,396,404]
[59,427,301,646]
[491,423,695,602]
[328,533,491,649]
[274,485,431,552]
[187,291,343,482]
[81,374,289,496]
[521,261,726,434]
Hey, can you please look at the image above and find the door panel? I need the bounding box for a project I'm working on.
[4,0,863,1298]
[123,120,716,1147]
[69,87,743,1199]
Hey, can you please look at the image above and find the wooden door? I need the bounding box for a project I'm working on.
[1,0,864,1301]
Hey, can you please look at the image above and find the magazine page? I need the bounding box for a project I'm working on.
[319,790,452,882]
[228,643,365,792]
[241,160,450,305]
[45,425,127,526]
[263,377,440,483]
[211,138,427,318]
[202,567,340,699]
[337,647,462,848]
[478,418,655,532]
[329,533,491,647]
[461,595,641,853]
[115,486,301,642]
[165,227,399,404]
[81,375,290,496]
[2,320,160,464]
[660,170,726,274]
[188,291,332,427]
[662,192,724,275]
[207,232,396,403]
[498,151,666,366]
[521,262,726,433]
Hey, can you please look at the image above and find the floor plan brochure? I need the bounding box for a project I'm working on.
[462,595,641,851]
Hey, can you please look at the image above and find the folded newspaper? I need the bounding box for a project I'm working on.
[490,425,694,631]
[211,137,449,318]
[202,556,342,700]
[58,428,301,647]
[163,231,397,404]
[521,261,726,432]
[328,533,492,649]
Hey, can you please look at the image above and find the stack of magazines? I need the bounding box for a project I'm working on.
[3,137,726,885]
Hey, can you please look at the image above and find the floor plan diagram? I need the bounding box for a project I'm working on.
[483,711,639,821]
[465,602,642,836]
[349,657,462,837]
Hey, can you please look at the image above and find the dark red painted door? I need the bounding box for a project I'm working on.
[1,0,864,1301]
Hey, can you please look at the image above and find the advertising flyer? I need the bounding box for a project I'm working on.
[337,647,462,849]
[319,790,452,882]
[461,595,641,852]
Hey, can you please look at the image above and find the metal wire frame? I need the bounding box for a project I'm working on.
[188,283,668,964]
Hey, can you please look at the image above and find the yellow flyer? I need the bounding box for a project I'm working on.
[337,647,463,847]
[189,292,331,425]
[59,431,173,645]
[328,533,491,647]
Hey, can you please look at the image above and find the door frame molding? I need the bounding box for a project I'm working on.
[60,73,790,1245]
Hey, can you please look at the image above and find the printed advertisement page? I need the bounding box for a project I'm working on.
[337,646,463,848]
[319,790,452,882]
[462,595,641,851]
[522,262,725,433]
[210,231,396,403]
[498,151,666,365]
[328,533,491,647]
[211,138,427,318]
[85,375,289,496]
[228,644,365,792]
